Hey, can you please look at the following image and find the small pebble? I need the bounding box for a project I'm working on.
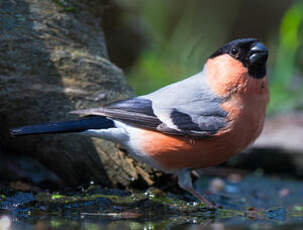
[278,188,290,197]
[0,215,11,230]
[227,173,242,183]
[209,178,225,193]
[211,223,224,230]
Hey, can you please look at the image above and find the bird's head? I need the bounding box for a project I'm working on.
[205,38,269,97]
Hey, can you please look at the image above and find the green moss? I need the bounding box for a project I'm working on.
[215,208,243,219]
[51,194,64,200]
[52,0,76,13]
[50,220,62,228]
[62,7,75,13]
[0,194,6,201]
[294,205,303,212]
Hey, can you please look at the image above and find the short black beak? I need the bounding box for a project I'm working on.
[249,42,268,65]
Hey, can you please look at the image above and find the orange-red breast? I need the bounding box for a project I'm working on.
[11,38,269,207]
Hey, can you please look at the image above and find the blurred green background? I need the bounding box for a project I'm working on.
[104,0,303,114]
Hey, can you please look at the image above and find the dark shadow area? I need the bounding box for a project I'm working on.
[225,147,303,178]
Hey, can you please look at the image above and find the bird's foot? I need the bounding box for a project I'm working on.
[188,187,215,208]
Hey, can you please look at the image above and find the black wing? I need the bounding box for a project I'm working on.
[71,98,162,130]
[71,97,227,137]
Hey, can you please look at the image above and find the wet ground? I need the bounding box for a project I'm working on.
[1,173,303,230]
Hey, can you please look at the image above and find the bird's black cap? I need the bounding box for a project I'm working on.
[209,38,268,79]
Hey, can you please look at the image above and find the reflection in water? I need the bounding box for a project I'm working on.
[3,215,303,230]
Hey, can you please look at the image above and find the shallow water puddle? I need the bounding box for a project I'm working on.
[1,174,303,229]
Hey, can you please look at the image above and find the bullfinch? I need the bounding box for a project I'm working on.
[10,38,269,207]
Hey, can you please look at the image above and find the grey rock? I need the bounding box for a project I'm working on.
[0,0,155,187]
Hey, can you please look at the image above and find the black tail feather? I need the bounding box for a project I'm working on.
[10,117,115,137]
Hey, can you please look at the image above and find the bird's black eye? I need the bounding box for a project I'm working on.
[230,47,239,56]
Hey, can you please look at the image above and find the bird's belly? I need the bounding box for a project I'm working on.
[128,107,265,170]
[130,129,243,170]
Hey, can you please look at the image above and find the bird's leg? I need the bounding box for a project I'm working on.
[177,169,214,207]
[191,170,200,179]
